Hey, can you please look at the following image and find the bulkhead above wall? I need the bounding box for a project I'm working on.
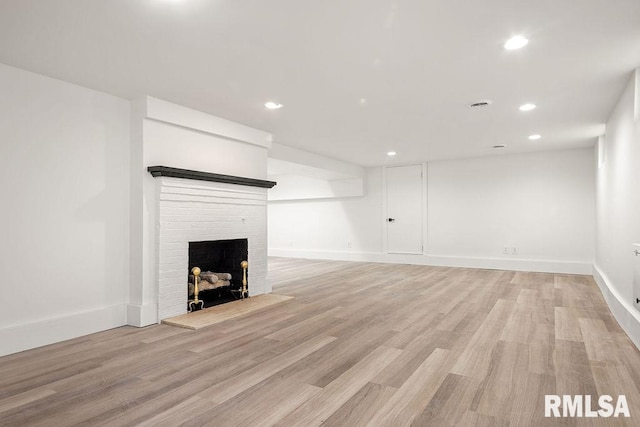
[268,142,365,201]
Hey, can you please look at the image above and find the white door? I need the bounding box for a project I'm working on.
[386,164,423,254]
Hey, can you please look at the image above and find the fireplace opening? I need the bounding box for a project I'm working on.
[188,238,248,309]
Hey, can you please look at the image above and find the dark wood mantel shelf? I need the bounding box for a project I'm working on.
[147,166,277,189]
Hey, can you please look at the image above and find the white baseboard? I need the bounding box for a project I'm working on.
[269,248,383,263]
[0,304,127,357]
[422,254,591,274]
[592,264,640,350]
[268,248,593,275]
[127,302,158,327]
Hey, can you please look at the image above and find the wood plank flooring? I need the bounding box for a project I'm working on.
[1,258,640,426]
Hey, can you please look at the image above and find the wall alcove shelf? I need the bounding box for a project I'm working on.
[147,166,277,188]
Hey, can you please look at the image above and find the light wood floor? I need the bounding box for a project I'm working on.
[1,258,640,426]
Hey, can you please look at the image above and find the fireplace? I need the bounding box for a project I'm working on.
[188,238,248,308]
[128,97,276,327]
[146,167,276,322]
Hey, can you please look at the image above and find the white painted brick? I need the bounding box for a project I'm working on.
[159,278,186,287]
[154,177,269,320]
[159,284,186,295]
[160,302,187,320]
[159,270,187,280]
[159,242,188,251]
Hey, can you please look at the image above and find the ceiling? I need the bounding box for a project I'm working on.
[0,0,638,167]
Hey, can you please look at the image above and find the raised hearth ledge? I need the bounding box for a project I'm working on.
[148,166,277,188]
[162,294,294,330]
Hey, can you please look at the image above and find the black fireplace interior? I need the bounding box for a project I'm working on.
[188,238,248,308]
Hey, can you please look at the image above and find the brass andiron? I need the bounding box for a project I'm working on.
[240,260,248,299]
[188,267,205,312]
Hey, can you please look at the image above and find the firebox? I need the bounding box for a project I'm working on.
[188,238,248,309]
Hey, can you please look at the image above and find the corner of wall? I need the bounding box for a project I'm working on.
[592,264,640,350]
[594,67,640,351]
[126,303,158,327]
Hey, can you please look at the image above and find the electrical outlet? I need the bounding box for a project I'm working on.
[347,241,352,248]
[289,241,294,247]
[503,246,509,254]
[511,247,518,255]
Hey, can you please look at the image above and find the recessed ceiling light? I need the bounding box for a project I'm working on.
[264,101,283,110]
[519,103,536,111]
[504,35,529,50]
[528,134,542,140]
[387,151,397,156]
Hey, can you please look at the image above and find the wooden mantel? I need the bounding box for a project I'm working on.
[147,166,277,189]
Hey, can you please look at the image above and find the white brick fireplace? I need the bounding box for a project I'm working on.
[153,175,270,320]
[128,97,274,326]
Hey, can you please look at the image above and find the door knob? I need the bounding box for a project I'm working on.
[387,218,396,222]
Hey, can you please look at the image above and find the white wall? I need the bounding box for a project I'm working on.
[143,119,269,181]
[269,148,595,274]
[0,63,131,356]
[428,149,595,266]
[269,167,383,254]
[594,70,640,348]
